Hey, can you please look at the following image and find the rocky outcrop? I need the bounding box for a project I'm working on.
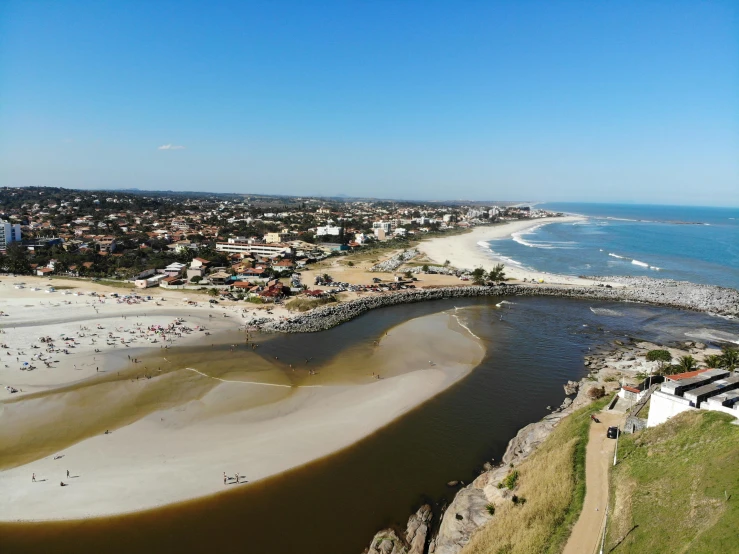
[432,488,492,554]
[370,249,420,272]
[563,380,579,395]
[365,505,432,554]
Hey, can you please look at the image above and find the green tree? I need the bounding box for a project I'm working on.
[646,349,672,363]
[488,263,506,281]
[721,347,738,371]
[471,267,486,285]
[675,355,697,373]
[190,275,202,283]
[5,243,31,275]
[703,354,723,369]
[208,288,218,297]
[422,264,429,272]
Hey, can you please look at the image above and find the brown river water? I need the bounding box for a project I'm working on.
[2,296,737,553]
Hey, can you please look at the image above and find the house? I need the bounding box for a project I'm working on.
[135,274,167,288]
[316,225,342,237]
[208,270,232,285]
[36,267,54,277]
[187,258,211,281]
[163,262,186,276]
[96,237,117,253]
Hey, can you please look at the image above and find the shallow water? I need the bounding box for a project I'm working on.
[2,296,738,553]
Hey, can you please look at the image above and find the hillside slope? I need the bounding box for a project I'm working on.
[606,411,739,553]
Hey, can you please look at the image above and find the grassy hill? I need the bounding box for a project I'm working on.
[606,410,739,553]
[461,397,611,554]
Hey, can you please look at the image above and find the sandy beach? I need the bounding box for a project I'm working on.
[418,216,616,286]
[0,283,484,520]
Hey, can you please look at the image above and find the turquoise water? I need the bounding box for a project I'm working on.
[483,203,739,289]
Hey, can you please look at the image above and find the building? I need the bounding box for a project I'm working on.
[316,225,342,237]
[216,239,293,258]
[372,221,392,233]
[135,274,166,288]
[264,231,296,243]
[647,368,735,427]
[0,219,22,251]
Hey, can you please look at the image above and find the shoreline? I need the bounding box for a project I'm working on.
[0,310,485,521]
[417,216,597,285]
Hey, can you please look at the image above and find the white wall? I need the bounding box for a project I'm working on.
[647,390,696,427]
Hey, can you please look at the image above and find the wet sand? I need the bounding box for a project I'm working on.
[0,310,484,520]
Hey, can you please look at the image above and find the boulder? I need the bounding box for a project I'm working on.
[434,487,492,554]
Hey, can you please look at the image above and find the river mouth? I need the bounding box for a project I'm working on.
[2,296,737,553]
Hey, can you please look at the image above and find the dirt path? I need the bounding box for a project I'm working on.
[563,410,625,554]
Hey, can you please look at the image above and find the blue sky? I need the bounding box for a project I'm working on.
[1,1,737,205]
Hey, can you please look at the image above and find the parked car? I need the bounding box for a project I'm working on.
[607,426,620,439]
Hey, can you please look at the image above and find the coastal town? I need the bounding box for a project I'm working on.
[0,186,554,296]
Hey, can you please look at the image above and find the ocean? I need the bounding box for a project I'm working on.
[483,203,739,290]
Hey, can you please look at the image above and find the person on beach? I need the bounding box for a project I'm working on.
[223,472,227,485]
[66,470,70,478]
[235,472,239,484]
[32,473,36,482]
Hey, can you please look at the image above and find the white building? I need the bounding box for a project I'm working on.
[216,239,293,258]
[372,221,392,233]
[647,368,738,427]
[0,219,21,251]
[316,225,342,237]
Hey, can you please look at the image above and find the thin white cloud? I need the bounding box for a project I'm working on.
[158,144,186,150]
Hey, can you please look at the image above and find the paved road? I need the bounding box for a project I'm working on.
[563,410,625,554]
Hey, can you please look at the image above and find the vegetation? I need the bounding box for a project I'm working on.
[461,396,612,554]
[720,346,738,370]
[646,349,672,363]
[703,354,723,368]
[587,386,606,399]
[606,411,739,553]
[502,470,520,490]
[285,295,337,312]
[471,264,506,285]
[675,354,697,373]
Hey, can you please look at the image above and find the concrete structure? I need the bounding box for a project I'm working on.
[647,368,736,428]
[0,219,21,251]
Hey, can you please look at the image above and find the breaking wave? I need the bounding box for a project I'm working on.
[684,329,739,345]
[589,307,624,317]
[477,241,523,266]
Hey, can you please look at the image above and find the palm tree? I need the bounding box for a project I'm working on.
[676,355,697,373]
[703,354,723,369]
[721,347,738,371]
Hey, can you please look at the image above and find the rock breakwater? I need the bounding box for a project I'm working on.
[262,279,738,334]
